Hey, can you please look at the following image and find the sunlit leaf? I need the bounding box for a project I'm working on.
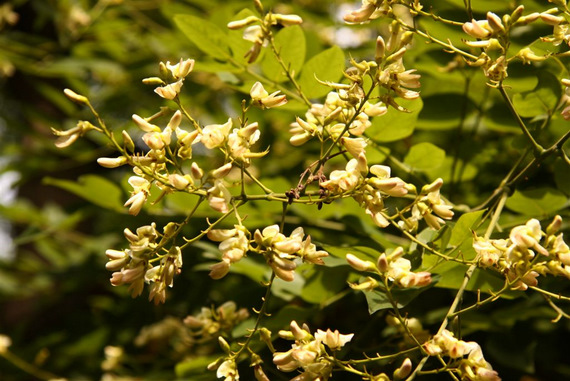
[505,188,568,216]
[43,175,124,213]
[404,142,446,171]
[298,46,345,99]
[174,14,231,60]
[369,98,423,142]
[261,25,306,82]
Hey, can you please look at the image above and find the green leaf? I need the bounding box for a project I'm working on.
[417,94,474,130]
[301,266,349,304]
[369,98,423,142]
[43,175,124,212]
[364,278,437,314]
[554,159,570,196]
[512,71,562,118]
[298,46,345,99]
[424,157,478,183]
[505,188,568,216]
[174,14,231,60]
[261,25,306,82]
[449,210,486,247]
[404,142,446,171]
[176,355,221,378]
[323,245,380,262]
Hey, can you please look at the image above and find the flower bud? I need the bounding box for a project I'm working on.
[227,15,259,29]
[349,276,379,291]
[274,14,303,26]
[393,358,412,380]
[169,174,190,190]
[510,5,525,23]
[212,163,233,179]
[257,328,275,352]
[132,114,160,132]
[422,178,444,193]
[191,162,204,180]
[97,156,128,168]
[540,13,565,25]
[142,77,165,86]
[486,12,505,33]
[346,253,376,272]
[218,336,231,354]
[122,130,135,152]
[547,215,563,235]
[375,36,385,64]
[64,88,89,105]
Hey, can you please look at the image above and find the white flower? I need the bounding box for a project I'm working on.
[166,58,195,79]
[217,359,239,381]
[154,80,183,100]
[200,118,233,149]
[250,82,287,109]
[207,180,232,213]
[314,329,354,350]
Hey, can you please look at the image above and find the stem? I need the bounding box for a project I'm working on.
[497,84,544,156]
[233,272,276,358]
[1,351,60,381]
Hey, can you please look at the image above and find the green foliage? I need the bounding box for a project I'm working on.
[2,0,570,380]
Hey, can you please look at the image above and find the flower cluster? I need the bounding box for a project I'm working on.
[152,58,195,100]
[473,216,570,290]
[105,223,184,304]
[228,7,303,63]
[208,224,329,282]
[343,0,406,24]
[183,301,249,339]
[540,10,570,47]
[273,321,353,380]
[347,246,432,289]
[461,6,552,81]
[424,330,500,381]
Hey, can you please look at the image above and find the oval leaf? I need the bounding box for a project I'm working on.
[404,142,445,171]
[298,46,345,99]
[174,14,231,60]
[261,25,306,82]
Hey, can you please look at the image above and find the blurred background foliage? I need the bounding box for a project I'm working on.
[0,0,569,380]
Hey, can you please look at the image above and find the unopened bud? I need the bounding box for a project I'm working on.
[259,328,275,352]
[422,178,443,193]
[212,163,233,179]
[375,36,385,64]
[393,358,412,380]
[253,0,264,15]
[64,88,89,105]
[346,253,376,272]
[376,254,389,272]
[142,77,165,86]
[349,276,379,291]
[540,13,565,25]
[227,16,259,29]
[132,114,160,133]
[510,5,525,23]
[218,336,231,354]
[97,156,128,168]
[487,12,505,33]
[547,215,563,235]
[207,357,225,371]
[385,47,407,65]
[122,130,135,152]
[167,110,182,130]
